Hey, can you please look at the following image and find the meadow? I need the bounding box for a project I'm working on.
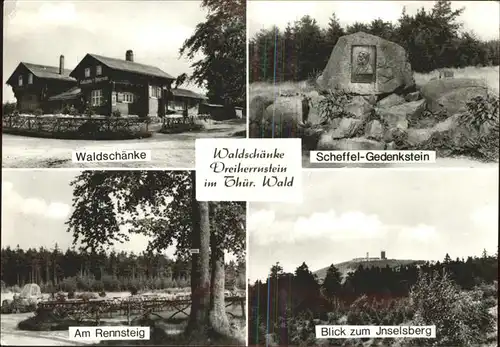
[249,66,500,97]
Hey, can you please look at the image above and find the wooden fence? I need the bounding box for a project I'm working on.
[36,296,245,325]
[161,114,211,130]
[2,115,151,133]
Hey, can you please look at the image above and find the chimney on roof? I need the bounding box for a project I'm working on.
[381,251,386,260]
[59,55,64,74]
[366,252,369,260]
[126,50,134,62]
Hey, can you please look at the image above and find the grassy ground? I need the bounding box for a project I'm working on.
[1,289,245,346]
[250,66,500,96]
[414,65,499,94]
[2,118,246,168]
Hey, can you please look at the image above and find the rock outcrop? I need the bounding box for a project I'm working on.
[420,78,489,116]
[249,32,497,162]
[317,32,415,95]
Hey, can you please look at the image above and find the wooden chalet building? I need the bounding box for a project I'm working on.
[47,86,83,113]
[69,50,175,117]
[169,88,207,113]
[6,56,77,113]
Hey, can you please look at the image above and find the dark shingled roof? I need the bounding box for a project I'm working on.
[88,54,175,80]
[201,102,224,108]
[172,88,207,100]
[48,86,82,101]
[21,63,75,82]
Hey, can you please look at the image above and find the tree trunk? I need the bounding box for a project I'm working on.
[209,203,231,335]
[45,261,50,285]
[186,171,211,336]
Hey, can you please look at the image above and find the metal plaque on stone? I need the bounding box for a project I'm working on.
[351,45,376,83]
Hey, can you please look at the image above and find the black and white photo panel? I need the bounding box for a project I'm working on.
[2,0,246,169]
[248,0,499,168]
[247,169,498,346]
[1,169,246,346]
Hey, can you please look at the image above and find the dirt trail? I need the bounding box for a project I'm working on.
[1,313,97,345]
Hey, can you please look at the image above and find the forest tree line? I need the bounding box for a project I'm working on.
[249,0,500,83]
[249,251,498,334]
[0,245,245,293]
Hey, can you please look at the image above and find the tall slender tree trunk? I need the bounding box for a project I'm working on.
[186,171,211,336]
[209,203,231,335]
[45,260,50,284]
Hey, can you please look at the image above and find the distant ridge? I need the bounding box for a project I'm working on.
[314,258,427,281]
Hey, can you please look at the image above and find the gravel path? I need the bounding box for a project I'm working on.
[2,120,246,169]
[1,313,96,346]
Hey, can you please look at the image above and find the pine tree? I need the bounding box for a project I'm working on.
[321,264,342,299]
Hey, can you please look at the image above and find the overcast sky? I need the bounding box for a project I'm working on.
[1,170,160,256]
[248,1,500,41]
[2,170,241,264]
[2,170,240,262]
[248,169,499,282]
[3,0,208,102]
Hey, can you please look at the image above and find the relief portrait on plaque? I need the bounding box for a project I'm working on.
[351,45,377,83]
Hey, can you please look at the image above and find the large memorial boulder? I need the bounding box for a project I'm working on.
[317,32,415,95]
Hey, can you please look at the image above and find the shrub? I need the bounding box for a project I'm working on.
[62,104,78,116]
[112,110,121,117]
[391,128,410,149]
[409,270,494,346]
[477,283,498,300]
[460,94,499,130]
[129,285,138,295]
[91,280,104,292]
[160,277,173,289]
[41,282,56,294]
[306,69,322,88]
[76,275,93,291]
[3,102,16,116]
[317,89,354,123]
[175,277,190,288]
[287,311,319,346]
[55,292,67,302]
[458,94,499,161]
[34,108,43,116]
[101,275,121,292]
[58,277,77,293]
[83,105,96,117]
